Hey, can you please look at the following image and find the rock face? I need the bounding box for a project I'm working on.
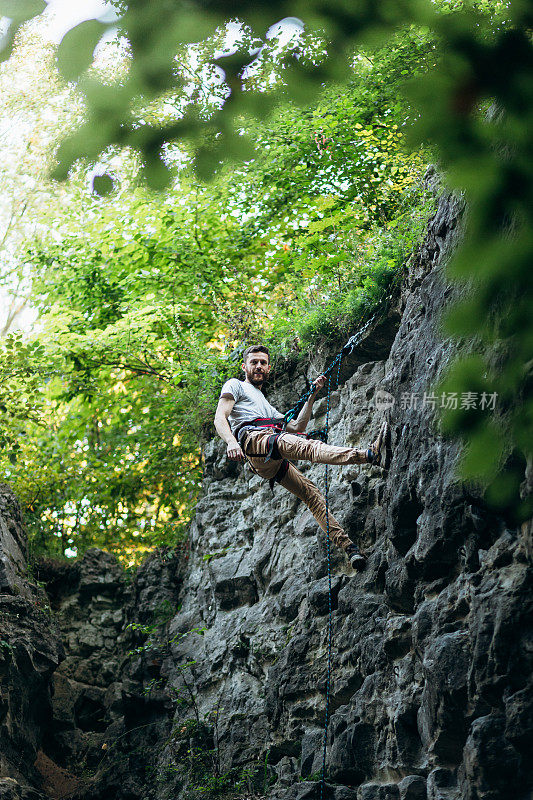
[37,546,186,800]
[1,184,531,800]
[0,486,34,599]
[0,486,64,800]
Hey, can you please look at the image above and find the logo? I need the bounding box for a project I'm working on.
[374,389,395,411]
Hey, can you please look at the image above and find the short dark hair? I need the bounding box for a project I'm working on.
[242,345,270,363]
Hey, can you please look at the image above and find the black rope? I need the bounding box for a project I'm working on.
[283,279,400,429]
[283,319,373,427]
[279,279,401,796]
[319,353,343,800]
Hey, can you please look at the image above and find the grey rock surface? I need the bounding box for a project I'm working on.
[0,487,64,800]
[0,485,32,598]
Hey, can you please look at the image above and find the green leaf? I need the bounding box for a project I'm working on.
[0,22,15,63]
[459,421,505,483]
[92,174,115,196]
[485,469,521,507]
[214,51,253,82]
[140,158,172,191]
[0,0,45,22]
[56,19,109,81]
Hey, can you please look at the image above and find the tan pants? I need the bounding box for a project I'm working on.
[243,429,369,552]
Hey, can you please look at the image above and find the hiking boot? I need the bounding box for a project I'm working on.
[346,543,367,572]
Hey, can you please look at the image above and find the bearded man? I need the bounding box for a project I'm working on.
[214,345,390,570]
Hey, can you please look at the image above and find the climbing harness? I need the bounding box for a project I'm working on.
[239,420,290,490]
[237,417,286,461]
[240,417,334,491]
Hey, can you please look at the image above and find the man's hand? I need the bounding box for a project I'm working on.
[312,374,326,394]
[227,441,244,461]
[286,374,327,432]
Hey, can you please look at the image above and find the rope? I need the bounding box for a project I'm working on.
[319,353,343,800]
[280,276,401,795]
[283,314,375,428]
[283,278,400,430]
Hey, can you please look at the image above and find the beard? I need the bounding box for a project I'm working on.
[245,368,266,387]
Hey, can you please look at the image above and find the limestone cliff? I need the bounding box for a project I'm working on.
[0,184,531,800]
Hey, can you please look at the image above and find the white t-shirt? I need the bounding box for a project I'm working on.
[220,378,282,433]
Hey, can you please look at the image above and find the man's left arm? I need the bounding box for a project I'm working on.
[285,375,326,433]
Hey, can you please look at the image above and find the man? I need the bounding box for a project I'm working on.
[214,345,389,571]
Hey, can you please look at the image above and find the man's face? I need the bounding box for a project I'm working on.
[242,352,271,386]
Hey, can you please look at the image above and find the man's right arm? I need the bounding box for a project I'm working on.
[214,396,244,461]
